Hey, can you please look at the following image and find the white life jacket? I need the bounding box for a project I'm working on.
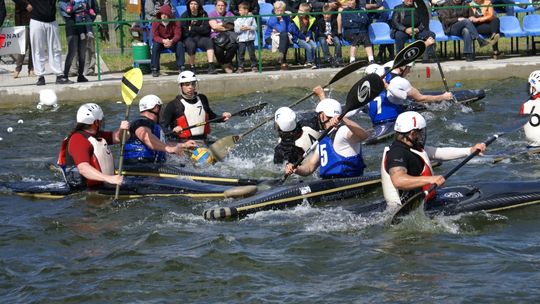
[178,96,208,137]
[88,136,115,176]
[381,146,433,207]
[521,97,540,147]
[295,126,321,153]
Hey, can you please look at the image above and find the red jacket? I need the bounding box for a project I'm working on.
[151,4,181,44]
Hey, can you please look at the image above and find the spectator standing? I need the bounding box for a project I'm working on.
[0,0,6,26]
[209,0,238,74]
[150,4,185,77]
[316,3,343,67]
[391,0,435,62]
[469,0,502,59]
[13,0,34,79]
[59,0,87,83]
[234,2,258,73]
[264,1,293,70]
[340,0,374,63]
[291,3,318,68]
[229,0,259,16]
[181,0,217,74]
[145,0,176,20]
[69,0,99,77]
[438,0,489,62]
[14,0,72,85]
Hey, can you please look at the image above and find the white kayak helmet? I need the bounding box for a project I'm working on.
[394,111,426,133]
[274,107,297,132]
[528,70,540,94]
[365,63,385,77]
[177,70,198,84]
[39,89,58,106]
[316,98,342,117]
[77,103,104,124]
[139,94,163,112]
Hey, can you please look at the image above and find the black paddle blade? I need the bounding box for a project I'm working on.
[329,61,366,85]
[392,40,426,70]
[413,0,431,31]
[236,103,268,117]
[346,73,385,111]
[391,191,426,224]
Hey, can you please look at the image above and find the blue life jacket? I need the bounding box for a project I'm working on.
[123,120,167,163]
[318,129,366,179]
[368,90,405,125]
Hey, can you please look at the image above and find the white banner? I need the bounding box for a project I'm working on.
[0,26,26,56]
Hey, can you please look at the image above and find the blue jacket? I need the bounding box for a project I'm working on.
[264,15,302,41]
[368,90,405,125]
[341,7,370,35]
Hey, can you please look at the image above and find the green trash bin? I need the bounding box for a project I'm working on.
[132,43,151,74]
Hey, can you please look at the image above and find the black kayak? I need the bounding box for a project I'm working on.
[119,163,276,186]
[364,89,486,145]
[203,174,382,220]
[350,181,540,217]
[1,176,257,200]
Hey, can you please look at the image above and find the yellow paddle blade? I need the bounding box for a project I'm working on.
[121,68,143,105]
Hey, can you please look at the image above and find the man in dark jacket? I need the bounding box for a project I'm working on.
[316,3,343,66]
[151,4,185,76]
[391,0,435,62]
[438,0,488,62]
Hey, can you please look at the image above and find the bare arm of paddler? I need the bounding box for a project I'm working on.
[424,143,487,160]
[78,163,124,185]
[333,117,369,142]
[111,121,130,143]
[135,126,197,155]
[285,153,320,176]
[389,166,446,190]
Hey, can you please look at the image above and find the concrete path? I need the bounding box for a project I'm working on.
[1,54,539,106]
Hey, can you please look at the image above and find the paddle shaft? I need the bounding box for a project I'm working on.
[237,61,367,140]
[114,106,131,200]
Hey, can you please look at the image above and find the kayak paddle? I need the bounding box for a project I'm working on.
[391,115,531,224]
[114,68,143,201]
[280,73,385,184]
[165,102,268,136]
[413,0,458,103]
[208,61,367,162]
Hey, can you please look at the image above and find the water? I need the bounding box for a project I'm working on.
[2,78,540,303]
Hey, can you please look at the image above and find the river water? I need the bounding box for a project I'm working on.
[1,77,540,303]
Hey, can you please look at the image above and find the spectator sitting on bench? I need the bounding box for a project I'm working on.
[151,4,185,77]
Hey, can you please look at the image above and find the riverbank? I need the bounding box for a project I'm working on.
[1,54,539,107]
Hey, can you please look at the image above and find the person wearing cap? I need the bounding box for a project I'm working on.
[285,95,370,179]
[57,103,130,189]
[123,95,197,164]
[382,111,486,207]
[150,4,185,77]
[273,106,321,164]
[160,71,232,143]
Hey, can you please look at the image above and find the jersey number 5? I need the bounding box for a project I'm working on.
[320,144,328,166]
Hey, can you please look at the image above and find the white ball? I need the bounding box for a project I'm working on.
[7,127,13,133]
[17,119,24,124]
[0,137,3,141]
[36,104,43,110]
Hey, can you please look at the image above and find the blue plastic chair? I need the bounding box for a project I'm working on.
[523,14,540,54]
[259,2,274,25]
[383,0,402,19]
[203,4,215,14]
[368,22,395,45]
[513,0,535,15]
[431,19,463,58]
[500,15,527,53]
[175,5,187,17]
